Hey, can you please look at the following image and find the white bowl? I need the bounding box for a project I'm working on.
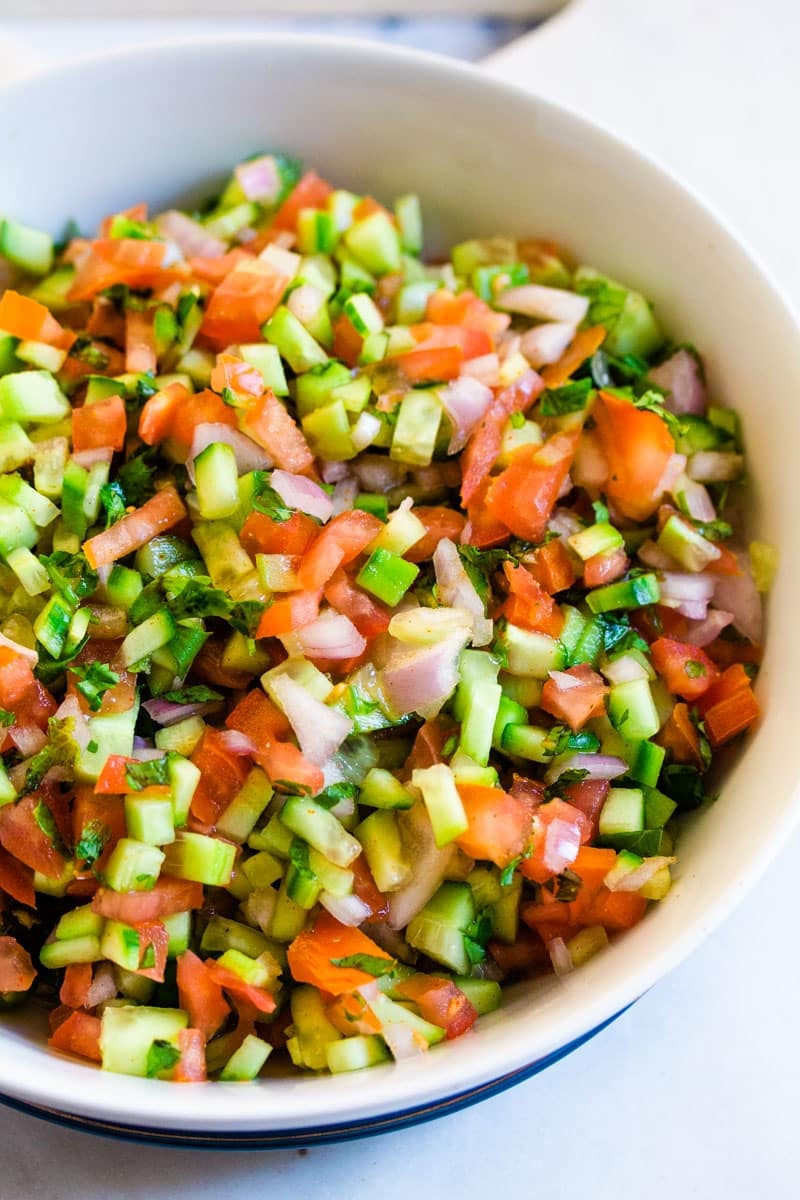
[0,34,797,1147]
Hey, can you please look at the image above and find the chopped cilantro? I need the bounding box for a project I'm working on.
[86,739,99,755]
[632,388,685,441]
[330,954,397,977]
[592,499,610,524]
[99,480,128,527]
[0,709,14,727]
[124,757,170,791]
[595,612,650,657]
[176,291,198,327]
[162,685,223,705]
[23,717,76,794]
[145,1039,181,1079]
[74,819,109,865]
[544,767,590,800]
[116,447,158,507]
[250,472,294,523]
[684,660,707,679]
[313,782,357,810]
[69,337,110,370]
[168,577,264,637]
[40,550,98,607]
[33,799,60,847]
[553,867,582,902]
[464,907,493,965]
[660,763,713,811]
[69,662,120,712]
[539,377,593,417]
[442,734,459,759]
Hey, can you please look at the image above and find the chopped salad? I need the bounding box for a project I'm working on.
[0,154,770,1082]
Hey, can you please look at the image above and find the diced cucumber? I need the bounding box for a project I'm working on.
[569,521,625,561]
[54,903,104,942]
[356,548,419,607]
[587,573,660,614]
[249,813,294,859]
[33,435,68,498]
[367,991,445,1047]
[100,1005,188,1078]
[491,872,522,945]
[75,703,139,783]
[575,266,663,359]
[216,767,274,843]
[0,217,53,275]
[356,809,410,892]
[566,924,609,967]
[125,794,176,846]
[119,610,177,669]
[344,292,384,336]
[643,785,677,829]
[104,838,166,893]
[161,831,236,886]
[269,875,309,943]
[394,194,423,256]
[449,749,498,788]
[302,397,354,460]
[0,370,70,422]
[6,546,50,596]
[608,677,660,741]
[287,985,342,1070]
[263,306,328,373]
[16,341,66,374]
[100,920,146,972]
[195,442,240,521]
[598,787,645,839]
[163,910,192,958]
[295,360,352,417]
[500,623,566,678]
[40,934,103,969]
[155,716,205,758]
[459,680,502,767]
[201,915,270,959]
[358,767,415,811]
[0,421,34,472]
[326,1034,390,1074]
[239,342,289,397]
[241,849,284,891]
[452,976,502,1016]
[395,280,440,325]
[390,389,442,467]
[33,591,73,657]
[406,881,475,975]
[220,1033,272,1081]
[411,764,468,847]
[280,795,362,868]
[625,739,666,788]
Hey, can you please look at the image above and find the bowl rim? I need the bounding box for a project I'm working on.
[1,29,798,1136]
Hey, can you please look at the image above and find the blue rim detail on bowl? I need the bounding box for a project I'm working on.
[0,1004,631,1148]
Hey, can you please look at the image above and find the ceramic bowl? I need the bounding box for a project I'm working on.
[0,33,797,1147]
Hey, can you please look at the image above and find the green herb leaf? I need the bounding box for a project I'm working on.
[250,472,294,523]
[509,410,526,429]
[544,767,590,800]
[124,757,170,791]
[464,907,493,965]
[168,578,265,637]
[40,550,98,607]
[592,499,610,524]
[145,1039,181,1079]
[23,717,77,794]
[74,819,109,865]
[33,799,60,845]
[0,709,15,727]
[553,867,582,902]
[69,662,121,712]
[594,612,650,657]
[330,953,397,977]
[632,389,685,442]
[99,480,128,528]
[69,337,110,370]
[684,660,707,679]
[314,782,357,810]
[116,447,158,507]
[660,763,712,811]
[539,377,593,417]
[162,685,223,705]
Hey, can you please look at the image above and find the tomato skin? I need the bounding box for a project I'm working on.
[0,794,69,880]
[540,664,609,732]
[395,975,478,1040]
[405,506,466,563]
[204,960,276,1014]
[253,741,324,795]
[650,637,719,701]
[225,689,290,744]
[0,848,35,908]
[240,509,318,558]
[350,854,390,922]
[455,784,533,868]
[201,265,287,347]
[393,344,463,383]
[426,288,510,339]
[583,547,629,588]
[484,431,578,543]
[170,387,237,448]
[177,949,231,1040]
[0,936,36,993]
[502,562,564,636]
[0,646,37,708]
[189,248,252,284]
[540,325,606,389]
[91,876,203,923]
[82,486,187,569]
[242,388,316,476]
[68,238,178,301]
[521,798,589,884]
[296,510,383,591]
[593,389,676,521]
[460,369,544,507]
[324,569,392,639]
[138,381,190,446]
[0,290,67,346]
[272,171,334,232]
[256,589,322,639]
[560,779,610,841]
[332,313,363,367]
[462,478,511,549]
[287,911,392,996]
[59,962,93,1009]
[190,727,251,826]
[72,393,127,452]
[48,1010,102,1062]
[524,539,576,595]
[210,354,264,398]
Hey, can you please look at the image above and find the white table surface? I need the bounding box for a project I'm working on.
[2,3,799,1195]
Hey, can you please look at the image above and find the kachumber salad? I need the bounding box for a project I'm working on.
[0,153,772,1082]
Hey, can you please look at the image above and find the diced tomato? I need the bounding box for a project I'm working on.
[287,911,392,996]
[325,991,383,1036]
[253,740,324,795]
[395,975,478,1040]
[593,390,676,521]
[256,589,322,639]
[583,547,629,588]
[393,344,463,383]
[502,561,564,636]
[560,779,610,841]
[138,381,191,445]
[540,325,606,389]
[190,727,251,826]
[657,702,705,769]
[350,854,390,922]
[0,936,36,994]
[204,960,276,1014]
[226,689,290,744]
[133,920,170,983]
[324,569,392,638]
[650,638,719,701]
[239,508,318,558]
[272,171,334,232]
[0,848,35,908]
[68,238,180,301]
[705,543,741,576]
[72,788,126,872]
[125,308,157,374]
[48,1010,102,1062]
[83,485,187,569]
[524,538,576,595]
[169,387,238,447]
[0,290,69,347]
[0,646,37,709]
[540,664,608,732]
[201,262,288,347]
[94,754,169,797]
[522,797,589,884]
[242,388,316,477]
[71,393,127,452]
[460,369,544,506]
[583,886,647,931]
[210,353,264,398]
[59,962,93,1009]
[484,431,578,542]
[91,876,203,923]
[488,930,549,976]
[695,662,750,713]
[455,784,533,868]
[296,510,383,591]
[522,845,617,933]
[407,719,453,772]
[176,950,232,1041]
[0,793,69,880]
[695,665,760,747]
[173,1027,208,1083]
[332,313,363,367]
[408,322,493,361]
[188,248,253,285]
[426,288,510,340]
[405,506,466,563]
[462,478,511,549]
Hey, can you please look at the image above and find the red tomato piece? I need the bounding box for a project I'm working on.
[242,388,316,477]
[176,950,233,1041]
[502,561,564,636]
[405,506,466,563]
[650,637,719,701]
[484,430,578,543]
[287,911,392,996]
[272,171,334,232]
[82,486,187,569]
[455,783,534,868]
[324,569,392,639]
[522,798,590,884]
[593,389,676,522]
[91,876,203,923]
[295,510,383,591]
[540,664,609,732]
[395,975,478,1040]
[256,589,322,639]
[460,369,545,506]
[0,794,69,880]
[71,393,127,456]
[190,728,251,826]
[201,264,288,347]
[138,381,191,446]
[48,1010,102,1062]
[0,936,36,993]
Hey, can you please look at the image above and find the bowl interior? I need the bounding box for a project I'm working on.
[0,35,798,1134]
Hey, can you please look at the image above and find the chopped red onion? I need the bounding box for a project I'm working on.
[234,155,282,203]
[8,725,47,757]
[319,891,373,927]
[143,698,215,726]
[0,632,37,665]
[600,654,649,685]
[381,1022,428,1061]
[72,446,115,469]
[519,321,576,368]
[647,349,706,415]
[547,507,584,541]
[331,476,359,516]
[388,803,466,930]
[295,610,367,660]
[637,539,681,572]
[497,283,589,325]
[155,210,225,259]
[713,555,763,642]
[655,452,688,498]
[382,629,469,720]
[659,571,715,607]
[433,537,492,647]
[352,454,407,493]
[683,609,735,647]
[271,469,332,523]
[217,729,257,756]
[571,433,609,491]
[439,375,493,454]
[258,242,301,280]
[268,673,353,767]
[605,855,675,892]
[461,352,500,388]
[321,459,352,484]
[547,936,574,978]
[187,422,273,482]
[541,817,583,874]
[350,411,382,453]
[669,472,716,522]
[687,451,744,484]
[544,753,628,785]
[85,962,118,1009]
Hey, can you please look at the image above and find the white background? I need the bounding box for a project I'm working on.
[1,2,799,1195]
